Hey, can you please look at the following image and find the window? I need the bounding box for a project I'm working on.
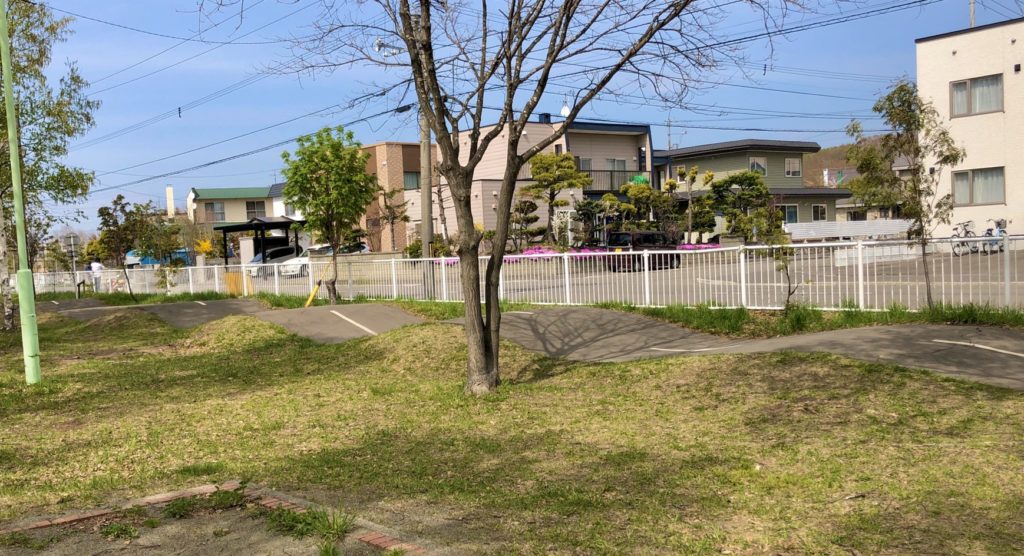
[785,158,802,177]
[749,157,767,175]
[950,74,1003,117]
[575,157,592,171]
[847,210,867,222]
[953,167,1005,205]
[554,144,563,155]
[812,204,827,222]
[284,204,296,217]
[246,201,266,219]
[606,158,627,171]
[204,202,225,222]
[879,207,891,219]
[777,205,798,224]
[403,171,420,190]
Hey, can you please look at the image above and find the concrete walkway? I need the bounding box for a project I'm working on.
[493,307,1024,391]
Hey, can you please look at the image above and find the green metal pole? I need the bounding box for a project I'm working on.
[0,0,41,385]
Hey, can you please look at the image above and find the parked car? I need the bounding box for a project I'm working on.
[279,244,333,278]
[604,231,680,271]
[246,245,304,277]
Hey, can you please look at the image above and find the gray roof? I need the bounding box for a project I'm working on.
[656,139,821,159]
[268,182,286,198]
[916,16,1024,44]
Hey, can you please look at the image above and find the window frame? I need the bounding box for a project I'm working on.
[812,204,828,222]
[403,171,421,191]
[776,204,799,224]
[784,158,802,178]
[245,200,266,219]
[749,156,768,176]
[605,158,627,171]
[204,201,225,222]
[950,74,1004,118]
[952,167,1006,206]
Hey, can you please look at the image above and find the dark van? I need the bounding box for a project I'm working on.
[605,231,679,271]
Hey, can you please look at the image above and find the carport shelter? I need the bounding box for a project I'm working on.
[215,216,307,266]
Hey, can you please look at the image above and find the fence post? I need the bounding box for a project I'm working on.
[241,265,248,297]
[390,259,398,299]
[738,247,748,307]
[346,260,354,300]
[440,259,448,301]
[642,251,652,306]
[1004,234,1012,307]
[307,264,315,298]
[498,262,504,302]
[187,267,194,294]
[213,266,220,293]
[856,240,865,309]
[273,264,281,295]
[563,252,572,305]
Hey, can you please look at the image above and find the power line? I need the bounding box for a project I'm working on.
[87,104,413,195]
[38,0,282,46]
[88,1,315,96]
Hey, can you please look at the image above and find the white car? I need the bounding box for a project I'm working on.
[246,245,304,277]
[280,245,333,278]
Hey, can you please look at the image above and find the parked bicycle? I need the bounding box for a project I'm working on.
[981,218,1011,256]
[951,220,979,257]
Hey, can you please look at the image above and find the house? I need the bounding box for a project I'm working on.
[916,17,1021,237]
[652,139,850,225]
[186,187,273,226]
[406,116,655,238]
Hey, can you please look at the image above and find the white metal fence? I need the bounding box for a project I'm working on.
[34,236,1024,311]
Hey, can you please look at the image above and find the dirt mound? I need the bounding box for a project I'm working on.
[86,309,164,330]
[176,315,292,354]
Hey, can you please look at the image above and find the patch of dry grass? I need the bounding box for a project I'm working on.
[176,316,293,354]
[1,314,1022,554]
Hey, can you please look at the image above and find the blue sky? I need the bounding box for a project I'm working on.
[42,0,1022,231]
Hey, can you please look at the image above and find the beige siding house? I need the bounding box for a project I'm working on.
[186,187,272,225]
[408,118,654,236]
[916,18,1022,237]
[653,139,850,225]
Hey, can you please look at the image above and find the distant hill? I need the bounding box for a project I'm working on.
[804,136,883,187]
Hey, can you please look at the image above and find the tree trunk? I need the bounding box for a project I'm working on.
[920,236,934,309]
[436,180,450,241]
[545,191,556,243]
[327,249,339,303]
[0,199,15,330]
[389,221,397,252]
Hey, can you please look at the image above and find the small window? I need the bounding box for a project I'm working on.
[576,158,592,171]
[284,203,296,217]
[749,157,767,175]
[785,158,802,178]
[554,144,563,155]
[812,204,827,222]
[204,202,225,222]
[777,205,798,224]
[950,74,1003,117]
[403,172,420,190]
[953,167,1005,205]
[879,207,891,219]
[246,201,266,219]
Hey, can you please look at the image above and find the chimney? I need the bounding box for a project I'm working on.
[165,185,175,218]
[538,113,551,124]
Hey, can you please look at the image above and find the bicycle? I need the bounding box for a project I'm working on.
[951,220,978,257]
[980,218,1010,256]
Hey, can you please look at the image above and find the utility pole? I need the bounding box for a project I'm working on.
[970,0,975,27]
[411,13,435,298]
[666,117,673,150]
[0,0,41,384]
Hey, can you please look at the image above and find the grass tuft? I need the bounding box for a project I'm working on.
[260,507,355,542]
[175,461,226,477]
[99,522,139,540]
[205,488,248,510]
[162,497,199,519]
[0,532,56,550]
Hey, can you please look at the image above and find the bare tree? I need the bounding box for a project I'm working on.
[203,0,801,394]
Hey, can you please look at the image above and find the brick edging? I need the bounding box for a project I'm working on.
[0,480,433,554]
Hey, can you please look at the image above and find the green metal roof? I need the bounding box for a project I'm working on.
[192,187,271,200]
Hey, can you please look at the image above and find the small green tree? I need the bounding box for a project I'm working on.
[378,188,409,252]
[709,171,777,243]
[571,198,601,245]
[525,152,592,243]
[96,195,155,267]
[509,197,541,252]
[847,80,964,308]
[281,126,379,302]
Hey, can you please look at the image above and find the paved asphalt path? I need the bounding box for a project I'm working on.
[59,299,267,328]
[255,304,423,344]
[492,307,1024,391]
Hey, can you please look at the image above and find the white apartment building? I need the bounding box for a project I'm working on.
[916,17,1023,236]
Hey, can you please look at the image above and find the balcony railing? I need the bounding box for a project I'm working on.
[516,166,653,192]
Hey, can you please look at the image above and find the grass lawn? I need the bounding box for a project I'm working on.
[1,310,1022,553]
[600,301,1024,338]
